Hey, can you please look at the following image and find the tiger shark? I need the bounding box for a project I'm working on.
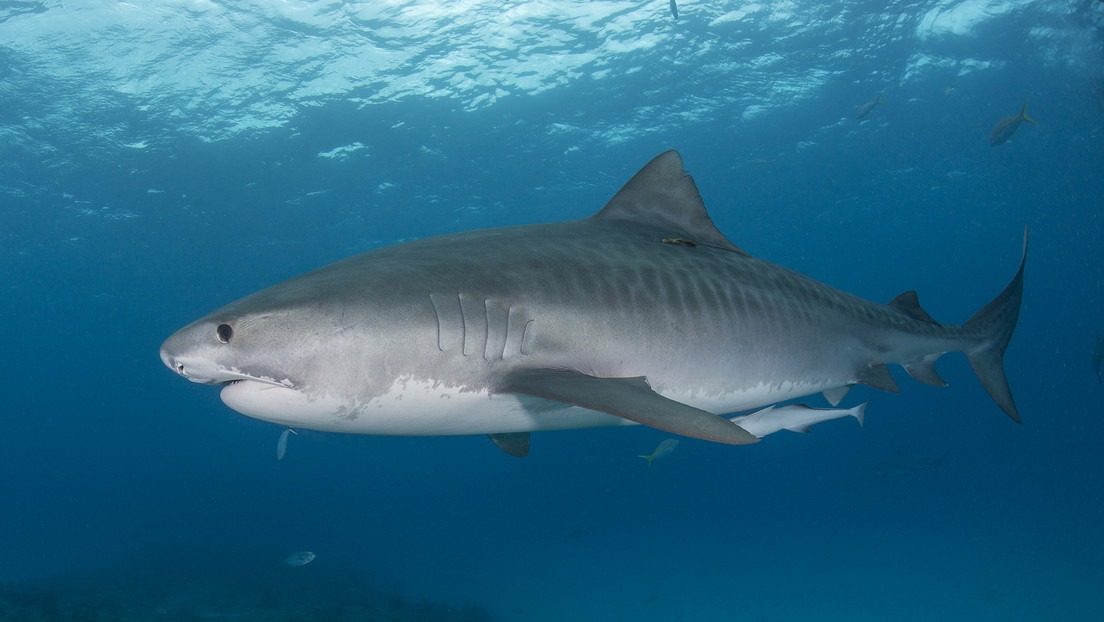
[160,150,1026,457]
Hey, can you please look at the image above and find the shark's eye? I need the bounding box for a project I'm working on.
[216,323,234,344]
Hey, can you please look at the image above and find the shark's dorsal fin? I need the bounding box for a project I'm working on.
[592,150,747,255]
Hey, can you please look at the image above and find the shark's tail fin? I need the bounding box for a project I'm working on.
[1019,100,1039,125]
[638,454,656,468]
[963,229,1028,423]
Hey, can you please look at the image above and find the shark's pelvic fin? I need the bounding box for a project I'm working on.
[500,369,759,445]
[487,432,531,458]
[591,150,747,255]
[964,229,1028,423]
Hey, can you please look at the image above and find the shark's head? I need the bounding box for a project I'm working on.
[158,268,406,430]
[160,313,287,387]
[160,304,323,426]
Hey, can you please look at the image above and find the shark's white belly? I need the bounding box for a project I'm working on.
[219,377,624,434]
[219,375,842,435]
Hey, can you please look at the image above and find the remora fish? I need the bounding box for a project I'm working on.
[639,438,679,467]
[730,402,867,438]
[989,100,1038,146]
[159,151,1026,457]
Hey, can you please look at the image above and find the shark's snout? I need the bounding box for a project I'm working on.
[159,345,207,384]
[160,332,221,384]
[159,346,180,375]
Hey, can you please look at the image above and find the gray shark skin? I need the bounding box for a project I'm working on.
[160,151,1026,453]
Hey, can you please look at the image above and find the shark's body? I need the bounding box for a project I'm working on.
[160,151,1026,453]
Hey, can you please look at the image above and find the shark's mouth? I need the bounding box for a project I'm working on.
[161,351,293,390]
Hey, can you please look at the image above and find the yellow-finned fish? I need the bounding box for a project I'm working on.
[989,100,1038,146]
[856,92,885,119]
[639,438,679,467]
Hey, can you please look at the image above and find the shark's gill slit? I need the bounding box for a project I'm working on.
[502,305,513,360]
[482,299,491,361]
[520,319,534,356]
[428,291,444,351]
[456,291,468,357]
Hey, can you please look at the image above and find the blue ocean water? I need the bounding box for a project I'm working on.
[2,0,1103,620]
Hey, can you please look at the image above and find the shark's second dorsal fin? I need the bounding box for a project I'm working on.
[888,290,939,325]
[592,150,747,255]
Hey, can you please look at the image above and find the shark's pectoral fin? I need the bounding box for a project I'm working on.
[488,432,531,458]
[500,369,758,445]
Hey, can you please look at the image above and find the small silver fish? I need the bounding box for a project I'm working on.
[283,551,316,567]
[276,427,298,460]
[639,438,679,467]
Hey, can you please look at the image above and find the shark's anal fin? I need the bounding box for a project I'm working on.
[903,353,947,386]
[488,432,530,458]
[500,369,758,445]
[858,364,900,393]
